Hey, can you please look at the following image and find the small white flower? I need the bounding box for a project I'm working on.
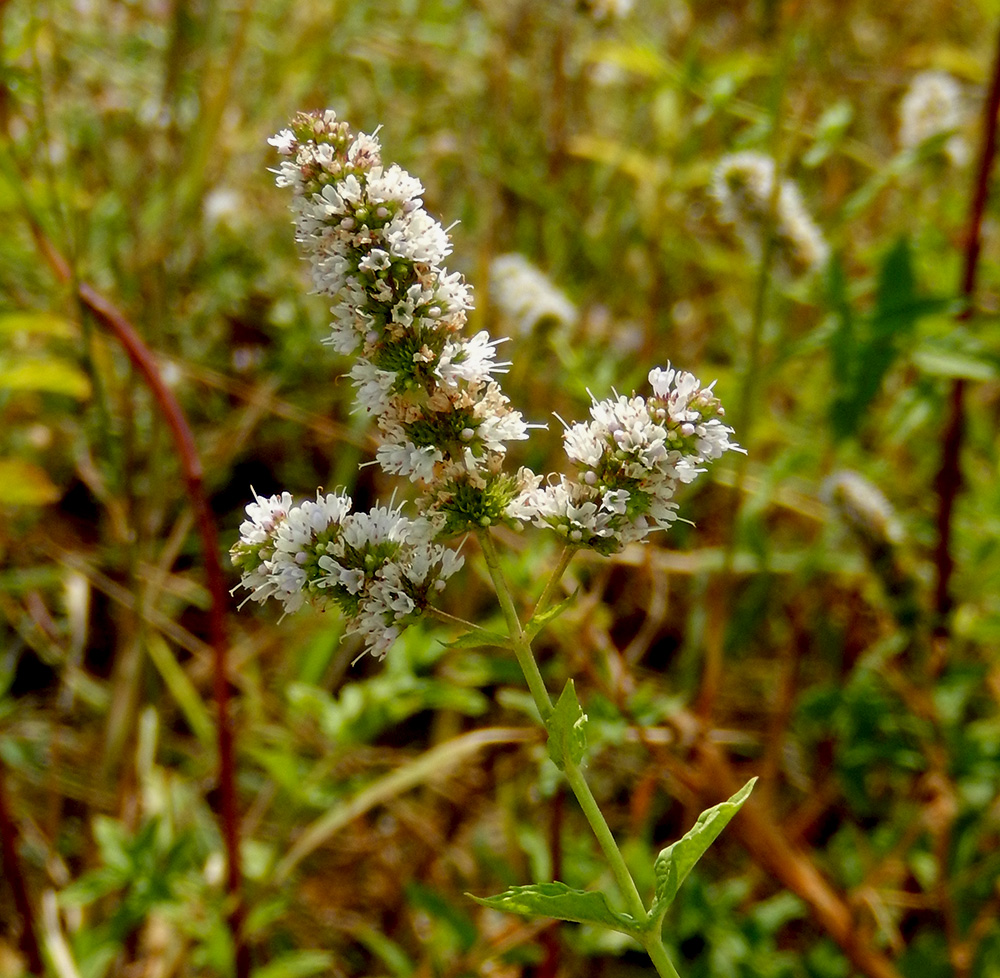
[238,489,294,545]
[365,164,424,206]
[376,438,444,483]
[267,129,296,155]
[350,360,397,416]
[383,208,451,265]
[436,331,507,387]
[358,248,392,273]
[347,131,382,168]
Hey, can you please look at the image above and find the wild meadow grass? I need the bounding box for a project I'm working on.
[1,2,1000,977]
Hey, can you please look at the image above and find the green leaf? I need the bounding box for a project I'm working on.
[469,882,642,936]
[525,590,578,641]
[0,358,92,399]
[440,628,511,651]
[546,679,588,770]
[649,778,756,922]
[803,100,853,167]
[92,816,133,873]
[59,867,127,907]
[829,238,949,440]
[250,951,334,978]
[145,633,216,748]
[0,459,60,505]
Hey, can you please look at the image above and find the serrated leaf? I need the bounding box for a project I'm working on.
[0,359,91,399]
[440,628,511,650]
[546,679,588,769]
[650,778,756,921]
[0,311,77,338]
[526,589,578,641]
[469,882,642,936]
[0,460,60,505]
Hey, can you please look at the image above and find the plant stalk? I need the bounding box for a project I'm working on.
[933,16,1000,630]
[531,545,575,620]
[477,530,681,978]
[478,530,553,720]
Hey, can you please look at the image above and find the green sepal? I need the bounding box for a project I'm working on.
[648,778,756,925]
[545,679,588,770]
[468,882,642,937]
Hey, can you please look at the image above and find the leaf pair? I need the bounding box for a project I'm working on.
[470,778,756,938]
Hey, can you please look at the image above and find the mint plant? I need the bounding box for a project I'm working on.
[232,108,754,977]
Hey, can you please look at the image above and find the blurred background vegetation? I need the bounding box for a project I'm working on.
[2,0,1000,975]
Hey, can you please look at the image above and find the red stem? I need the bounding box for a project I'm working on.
[32,231,249,976]
[0,762,44,974]
[933,20,1000,627]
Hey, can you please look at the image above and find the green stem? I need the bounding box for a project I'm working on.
[476,530,681,978]
[531,545,575,620]
[561,756,647,921]
[643,936,683,978]
[478,530,553,719]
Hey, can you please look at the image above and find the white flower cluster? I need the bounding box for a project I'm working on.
[268,110,533,530]
[510,365,742,553]
[712,151,828,273]
[231,489,463,659]
[898,71,968,164]
[234,108,743,656]
[489,253,577,337]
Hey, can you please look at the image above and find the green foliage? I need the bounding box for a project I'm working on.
[546,678,589,769]
[827,238,951,440]
[474,781,755,949]
[470,881,642,936]
[649,780,757,924]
